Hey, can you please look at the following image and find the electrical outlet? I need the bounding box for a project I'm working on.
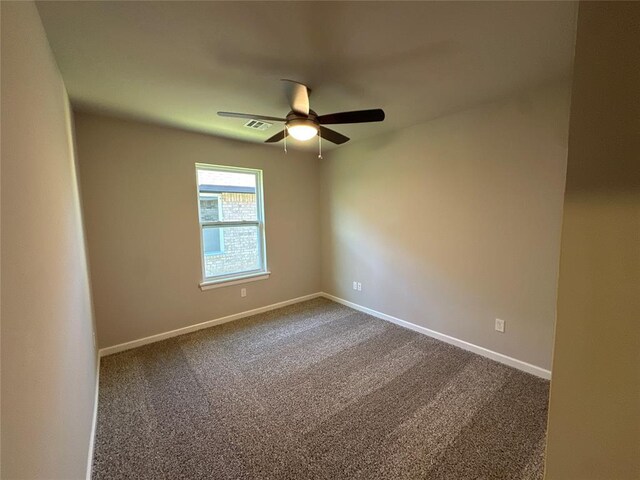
[495,318,505,333]
[353,281,358,290]
[357,282,362,291]
[241,288,247,298]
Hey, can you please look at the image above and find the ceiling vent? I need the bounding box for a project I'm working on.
[244,119,272,131]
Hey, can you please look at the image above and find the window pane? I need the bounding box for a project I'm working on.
[197,169,257,222]
[199,194,220,222]
[203,225,260,278]
[202,227,223,255]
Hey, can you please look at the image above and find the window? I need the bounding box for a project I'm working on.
[196,164,268,288]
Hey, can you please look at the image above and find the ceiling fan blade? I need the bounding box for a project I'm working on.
[317,109,385,125]
[264,129,286,143]
[281,79,310,116]
[320,126,350,145]
[218,112,286,122]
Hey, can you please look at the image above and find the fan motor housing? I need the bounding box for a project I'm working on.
[286,110,319,126]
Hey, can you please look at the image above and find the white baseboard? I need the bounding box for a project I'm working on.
[99,292,323,357]
[97,290,550,379]
[86,355,100,480]
[320,292,552,380]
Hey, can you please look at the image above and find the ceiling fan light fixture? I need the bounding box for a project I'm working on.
[219,80,385,146]
[286,119,318,141]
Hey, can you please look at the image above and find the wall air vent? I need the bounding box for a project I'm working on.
[244,119,273,131]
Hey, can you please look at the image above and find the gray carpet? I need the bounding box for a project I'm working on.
[93,298,549,479]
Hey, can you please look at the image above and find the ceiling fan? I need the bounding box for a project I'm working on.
[218,79,385,146]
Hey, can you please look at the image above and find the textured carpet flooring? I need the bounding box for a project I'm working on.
[93,298,549,479]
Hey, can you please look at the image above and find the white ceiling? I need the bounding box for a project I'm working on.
[36,1,577,150]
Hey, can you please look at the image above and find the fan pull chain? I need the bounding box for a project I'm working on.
[318,128,323,159]
[284,126,288,154]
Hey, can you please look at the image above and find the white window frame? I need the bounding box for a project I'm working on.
[195,163,269,290]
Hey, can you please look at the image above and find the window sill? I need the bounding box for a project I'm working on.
[199,271,271,291]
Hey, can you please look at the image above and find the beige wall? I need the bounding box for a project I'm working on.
[321,83,571,371]
[1,2,98,478]
[544,2,640,478]
[73,112,321,348]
